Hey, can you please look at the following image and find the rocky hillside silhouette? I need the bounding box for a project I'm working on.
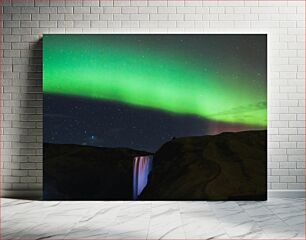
[140,130,267,200]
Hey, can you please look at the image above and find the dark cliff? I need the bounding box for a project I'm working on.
[140,130,267,200]
[44,143,151,200]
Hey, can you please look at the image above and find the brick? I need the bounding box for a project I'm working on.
[131,0,147,6]
[50,14,65,20]
[57,6,73,14]
[12,0,34,7]
[269,176,279,183]
[158,7,176,14]
[234,7,250,13]
[131,13,149,20]
[288,183,305,189]
[296,162,305,168]
[296,176,305,183]
[210,21,234,28]
[139,7,157,13]
[28,170,43,177]
[196,7,209,14]
[185,0,202,6]
[39,6,57,13]
[49,0,65,6]
[148,0,167,7]
[279,127,297,134]
[58,20,73,28]
[268,162,279,169]
[271,183,287,189]
[90,6,104,13]
[81,13,98,20]
[121,7,138,14]
[168,0,184,6]
[234,21,251,28]
[278,6,296,13]
[35,0,49,6]
[114,0,130,6]
[280,176,296,183]
[185,14,202,21]
[90,21,107,28]
[4,50,20,57]
[168,14,184,21]
[150,14,167,21]
[103,7,121,14]
[12,28,31,35]
[99,13,113,20]
[177,7,196,14]
[218,1,244,6]
[4,21,20,28]
[21,7,39,13]
[219,13,244,20]
[289,135,305,142]
[202,14,218,20]
[177,21,194,28]
[4,176,20,183]
[289,121,305,127]
[20,177,36,183]
[158,20,176,29]
[65,14,83,20]
[289,169,304,176]
[12,43,30,50]
[83,0,99,6]
[21,21,39,27]
[39,21,57,28]
[272,169,289,176]
[74,21,90,28]
[12,170,28,177]
[65,0,82,6]
[121,20,139,28]
[287,148,305,155]
[251,20,279,28]
[74,6,90,13]
[140,20,157,28]
[280,162,296,169]
[12,14,31,20]
[2,169,12,177]
[3,6,22,13]
[114,14,129,21]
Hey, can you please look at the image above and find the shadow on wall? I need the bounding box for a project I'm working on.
[10,39,43,200]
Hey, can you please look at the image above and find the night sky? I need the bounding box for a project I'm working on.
[43,34,267,152]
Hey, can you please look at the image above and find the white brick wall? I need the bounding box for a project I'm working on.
[1,0,305,198]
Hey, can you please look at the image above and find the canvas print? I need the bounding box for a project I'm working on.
[43,34,267,200]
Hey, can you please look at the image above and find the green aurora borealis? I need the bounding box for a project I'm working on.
[43,34,267,127]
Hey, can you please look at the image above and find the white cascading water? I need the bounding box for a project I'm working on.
[133,155,153,199]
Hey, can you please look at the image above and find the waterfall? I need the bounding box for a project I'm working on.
[133,155,153,199]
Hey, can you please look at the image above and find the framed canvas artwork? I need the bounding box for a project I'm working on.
[43,34,267,200]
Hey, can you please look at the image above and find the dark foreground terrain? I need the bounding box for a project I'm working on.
[44,130,267,200]
[140,130,267,200]
[44,143,150,200]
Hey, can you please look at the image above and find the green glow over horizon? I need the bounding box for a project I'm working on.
[43,34,267,127]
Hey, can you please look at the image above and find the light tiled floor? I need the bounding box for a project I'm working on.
[2,198,305,239]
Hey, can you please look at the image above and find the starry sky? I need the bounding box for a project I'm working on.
[43,34,267,152]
